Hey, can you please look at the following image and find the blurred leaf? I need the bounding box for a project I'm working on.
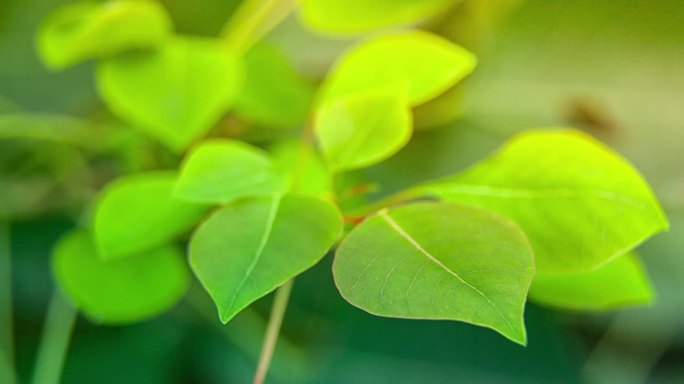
[530,252,653,311]
[334,202,534,345]
[315,89,411,171]
[422,129,668,273]
[53,229,189,324]
[96,36,243,152]
[174,139,288,204]
[189,195,343,323]
[37,0,171,70]
[319,30,476,106]
[269,139,333,198]
[300,0,458,35]
[234,43,314,128]
[93,172,207,260]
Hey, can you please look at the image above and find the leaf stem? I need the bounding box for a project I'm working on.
[253,279,294,384]
[31,291,77,384]
[0,223,16,384]
[222,0,298,54]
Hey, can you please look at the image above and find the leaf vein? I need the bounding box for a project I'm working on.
[379,210,517,334]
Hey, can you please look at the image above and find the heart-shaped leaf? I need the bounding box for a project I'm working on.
[53,229,189,324]
[97,36,243,152]
[422,129,669,273]
[334,202,535,345]
[174,139,289,204]
[38,0,171,70]
[529,252,653,311]
[315,89,412,171]
[301,0,457,35]
[94,172,207,260]
[190,195,343,323]
[319,30,476,106]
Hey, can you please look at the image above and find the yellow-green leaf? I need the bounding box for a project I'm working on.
[174,139,289,204]
[529,253,654,311]
[422,129,669,273]
[315,89,412,171]
[37,0,171,70]
[53,229,188,324]
[334,202,535,345]
[319,30,476,106]
[190,195,343,323]
[93,172,207,260]
[97,36,243,152]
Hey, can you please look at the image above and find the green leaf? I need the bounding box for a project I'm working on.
[529,253,654,311]
[315,89,412,171]
[37,0,171,70]
[53,229,188,324]
[94,172,207,260]
[422,129,669,273]
[301,0,458,35]
[174,139,289,204]
[234,43,314,128]
[333,202,535,345]
[270,140,333,198]
[319,30,476,106]
[190,195,343,323]
[97,36,243,152]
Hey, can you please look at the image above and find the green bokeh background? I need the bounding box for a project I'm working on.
[1,0,683,382]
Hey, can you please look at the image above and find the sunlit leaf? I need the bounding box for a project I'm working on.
[319,30,476,106]
[301,0,458,35]
[97,36,243,152]
[53,229,189,324]
[529,253,654,311]
[315,89,411,171]
[174,139,289,203]
[334,202,534,345]
[190,195,343,323]
[421,129,669,273]
[94,172,207,260]
[234,43,314,128]
[37,0,171,70]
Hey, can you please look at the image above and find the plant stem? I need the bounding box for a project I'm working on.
[31,291,77,384]
[0,223,16,384]
[222,0,298,54]
[253,279,294,384]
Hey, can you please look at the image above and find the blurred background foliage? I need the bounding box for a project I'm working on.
[1,0,683,382]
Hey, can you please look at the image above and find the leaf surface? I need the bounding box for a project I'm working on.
[53,230,188,324]
[38,0,171,70]
[190,195,343,323]
[319,31,476,106]
[315,89,411,171]
[94,172,207,260]
[174,140,288,203]
[97,36,242,152]
[334,202,534,344]
[422,129,669,273]
[529,253,653,311]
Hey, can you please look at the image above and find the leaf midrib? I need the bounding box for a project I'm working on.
[429,183,651,210]
[224,196,281,317]
[378,210,517,335]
